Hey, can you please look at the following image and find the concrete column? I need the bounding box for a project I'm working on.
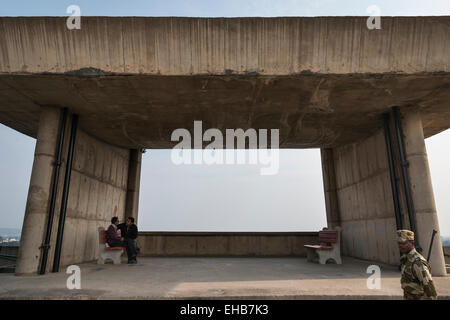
[401,108,446,276]
[15,107,61,275]
[321,148,341,229]
[125,149,142,224]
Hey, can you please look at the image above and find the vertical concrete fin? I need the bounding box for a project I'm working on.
[125,149,142,224]
[321,148,341,228]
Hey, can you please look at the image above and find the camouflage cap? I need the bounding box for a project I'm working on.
[397,229,414,242]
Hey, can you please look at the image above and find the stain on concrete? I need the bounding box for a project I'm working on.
[64,68,108,76]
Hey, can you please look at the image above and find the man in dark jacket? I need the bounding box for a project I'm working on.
[118,217,138,264]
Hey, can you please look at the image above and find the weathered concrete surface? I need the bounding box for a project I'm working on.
[0,17,449,148]
[125,149,142,224]
[329,128,400,266]
[52,128,130,271]
[1,17,448,75]
[0,246,19,257]
[1,74,449,149]
[15,107,61,275]
[401,108,446,275]
[138,232,319,256]
[324,108,447,275]
[15,106,132,274]
[0,257,449,299]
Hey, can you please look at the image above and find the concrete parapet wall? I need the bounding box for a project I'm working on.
[0,246,19,256]
[0,17,449,75]
[137,232,319,256]
[332,129,399,265]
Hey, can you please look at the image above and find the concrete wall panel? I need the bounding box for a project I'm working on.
[331,128,400,265]
[53,128,130,269]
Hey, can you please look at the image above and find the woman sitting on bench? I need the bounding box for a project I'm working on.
[106,216,126,248]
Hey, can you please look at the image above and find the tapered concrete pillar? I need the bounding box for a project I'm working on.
[401,108,446,276]
[125,149,142,224]
[15,107,61,275]
[321,148,341,229]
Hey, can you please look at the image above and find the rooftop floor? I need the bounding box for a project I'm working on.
[1,257,449,300]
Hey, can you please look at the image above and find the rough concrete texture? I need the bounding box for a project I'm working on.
[321,148,340,228]
[1,257,449,300]
[15,106,132,274]
[138,232,319,256]
[53,127,130,270]
[1,17,448,75]
[1,74,450,149]
[3,17,450,277]
[331,128,400,266]
[0,17,449,148]
[326,109,447,275]
[125,149,142,224]
[15,107,61,274]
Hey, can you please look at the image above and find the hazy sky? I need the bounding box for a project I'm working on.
[139,149,327,232]
[1,0,450,16]
[0,1,449,236]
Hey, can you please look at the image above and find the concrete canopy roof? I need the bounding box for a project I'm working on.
[0,17,449,148]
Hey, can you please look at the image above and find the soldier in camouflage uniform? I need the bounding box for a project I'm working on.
[397,229,437,300]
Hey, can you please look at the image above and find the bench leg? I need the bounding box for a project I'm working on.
[112,252,122,264]
[318,253,328,264]
[97,256,105,264]
[306,248,316,262]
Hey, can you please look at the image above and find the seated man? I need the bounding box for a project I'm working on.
[118,217,139,264]
[106,216,126,248]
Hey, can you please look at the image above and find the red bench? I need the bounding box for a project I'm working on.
[100,230,125,250]
[98,227,125,264]
[304,228,342,264]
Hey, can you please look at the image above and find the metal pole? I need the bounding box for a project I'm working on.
[392,107,421,252]
[427,229,437,262]
[382,113,403,230]
[52,114,78,272]
[39,108,68,275]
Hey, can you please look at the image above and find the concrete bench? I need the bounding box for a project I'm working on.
[97,227,125,264]
[304,227,342,264]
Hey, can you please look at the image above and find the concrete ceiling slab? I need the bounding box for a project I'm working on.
[0,73,449,149]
